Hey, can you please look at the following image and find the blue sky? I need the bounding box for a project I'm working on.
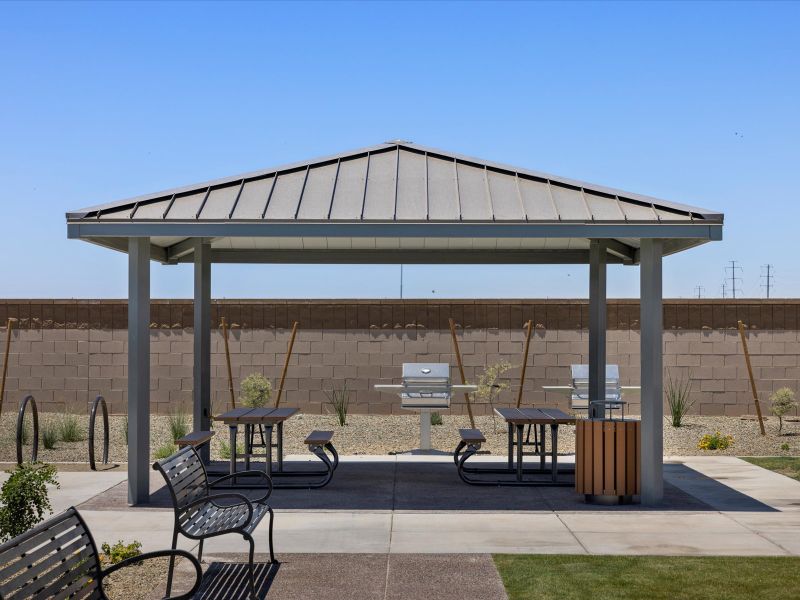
[1,1,798,299]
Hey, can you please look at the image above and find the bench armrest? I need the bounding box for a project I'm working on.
[100,549,202,600]
[209,470,273,502]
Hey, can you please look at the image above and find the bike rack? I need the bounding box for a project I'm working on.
[16,394,39,465]
[88,395,109,470]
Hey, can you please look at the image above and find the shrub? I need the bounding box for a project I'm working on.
[100,540,142,566]
[430,412,443,426]
[42,422,59,450]
[770,387,797,433]
[240,373,272,408]
[153,443,178,460]
[168,412,189,443]
[325,382,350,426]
[781,443,791,452]
[0,463,59,542]
[665,370,694,427]
[219,439,245,460]
[58,413,85,443]
[698,431,734,451]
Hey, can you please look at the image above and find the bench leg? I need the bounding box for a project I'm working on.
[268,506,276,563]
[166,527,178,596]
[308,444,335,488]
[245,534,257,600]
[325,442,339,471]
[453,440,467,467]
[456,442,482,485]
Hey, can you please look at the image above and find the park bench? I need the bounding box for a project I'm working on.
[153,445,276,600]
[0,506,201,600]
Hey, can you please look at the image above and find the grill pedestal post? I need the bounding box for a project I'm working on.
[420,409,431,450]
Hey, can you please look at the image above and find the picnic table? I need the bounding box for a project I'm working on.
[215,407,299,477]
[454,406,576,486]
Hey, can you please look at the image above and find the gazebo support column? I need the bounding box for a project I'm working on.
[588,240,607,419]
[128,237,150,505]
[193,239,212,463]
[640,238,664,505]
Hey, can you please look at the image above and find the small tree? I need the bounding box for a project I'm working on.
[476,362,515,432]
[770,387,797,433]
[240,373,273,408]
[0,463,59,542]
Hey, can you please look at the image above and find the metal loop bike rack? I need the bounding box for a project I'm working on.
[88,395,109,470]
[16,394,39,465]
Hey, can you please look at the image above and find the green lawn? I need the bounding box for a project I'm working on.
[741,456,800,481]
[493,555,800,600]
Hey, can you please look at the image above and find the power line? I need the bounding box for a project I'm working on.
[761,264,774,298]
[720,281,728,299]
[694,285,705,299]
[725,260,742,299]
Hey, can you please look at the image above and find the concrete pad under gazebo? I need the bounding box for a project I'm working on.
[66,141,724,505]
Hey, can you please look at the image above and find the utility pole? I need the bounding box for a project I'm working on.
[725,260,742,299]
[694,285,705,299]
[721,281,727,299]
[761,264,774,298]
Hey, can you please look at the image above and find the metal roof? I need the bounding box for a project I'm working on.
[66,141,723,265]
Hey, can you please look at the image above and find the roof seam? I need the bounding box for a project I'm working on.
[260,175,277,219]
[227,180,246,219]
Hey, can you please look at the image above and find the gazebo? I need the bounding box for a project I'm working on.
[66,141,724,505]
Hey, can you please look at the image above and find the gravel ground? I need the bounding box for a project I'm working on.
[1,412,799,463]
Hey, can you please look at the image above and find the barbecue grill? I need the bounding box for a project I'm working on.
[374,363,477,449]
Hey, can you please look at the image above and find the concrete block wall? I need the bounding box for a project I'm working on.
[0,300,798,417]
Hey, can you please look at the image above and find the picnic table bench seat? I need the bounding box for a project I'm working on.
[282,429,339,489]
[0,506,201,600]
[176,429,215,448]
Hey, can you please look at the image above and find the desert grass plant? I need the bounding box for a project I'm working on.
[665,369,694,427]
[218,439,245,460]
[698,431,734,451]
[240,373,273,408]
[476,362,515,432]
[58,413,85,443]
[153,442,178,460]
[0,462,59,542]
[430,412,443,426]
[41,421,59,450]
[770,387,797,433]
[168,412,190,443]
[325,381,350,426]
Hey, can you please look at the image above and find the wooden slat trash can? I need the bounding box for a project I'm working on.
[575,419,640,504]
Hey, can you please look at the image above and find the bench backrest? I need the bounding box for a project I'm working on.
[0,507,101,600]
[153,445,210,512]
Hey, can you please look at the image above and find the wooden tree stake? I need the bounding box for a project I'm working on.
[449,318,476,429]
[274,321,299,408]
[0,318,14,420]
[516,320,533,408]
[738,320,766,436]
[220,317,235,410]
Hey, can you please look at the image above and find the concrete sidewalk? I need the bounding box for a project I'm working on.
[19,455,799,558]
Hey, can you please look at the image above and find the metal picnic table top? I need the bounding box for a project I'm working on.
[494,407,576,425]
[215,407,299,425]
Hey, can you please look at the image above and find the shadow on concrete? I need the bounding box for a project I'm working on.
[663,462,777,512]
[193,561,279,600]
[77,459,779,513]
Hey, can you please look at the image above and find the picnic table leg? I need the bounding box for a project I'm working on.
[265,425,273,477]
[551,424,558,483]
[228,425,237,478]
[277,422,284,473]
[539,424,546,470]
[244,424,251,471]
[516,424,524,482]
[507,423,514,471]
